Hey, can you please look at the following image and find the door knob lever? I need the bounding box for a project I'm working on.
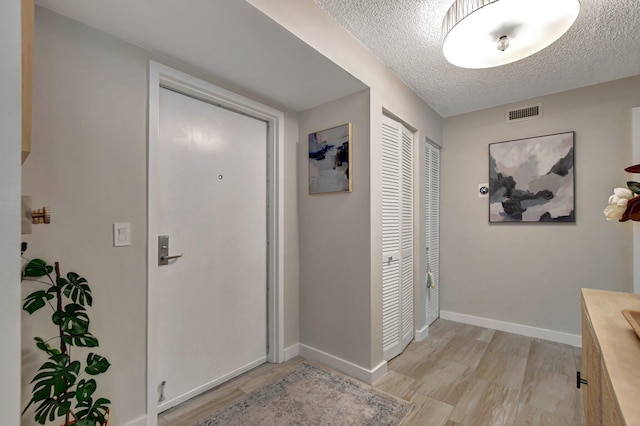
[161,254,182,261]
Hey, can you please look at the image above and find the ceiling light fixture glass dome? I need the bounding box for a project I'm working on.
[442,0,581,69]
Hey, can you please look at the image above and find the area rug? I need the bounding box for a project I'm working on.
[195,363,413,425]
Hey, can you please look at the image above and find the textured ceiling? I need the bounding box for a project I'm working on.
[34,0,640,117]
[312,0,640,117]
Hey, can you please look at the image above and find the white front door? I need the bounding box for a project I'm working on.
[152,87,268,412]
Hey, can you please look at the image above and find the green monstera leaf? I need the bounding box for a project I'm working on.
[24,353,80,423]
[52,304,90,336]
[75,379,97,404]
[31,397,72,425]
[23,290,55,314]
[76,420,99,426]
[30,354,80,399]
[75,396,111,425]
[34,337,61,356]
[52,304,100,347]
[22,258,54,278]
[60,272,93,307]
[85,353,111,376]
[62,333,99,348]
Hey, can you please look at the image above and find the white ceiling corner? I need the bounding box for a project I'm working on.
[34,0,367,113]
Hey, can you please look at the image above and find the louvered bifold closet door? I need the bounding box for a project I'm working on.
[382,117,401,360]
[381,115,414,361]
[425,140,440,326]
[400,126,413,350]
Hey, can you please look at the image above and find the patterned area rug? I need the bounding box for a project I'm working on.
[196,363,412,425]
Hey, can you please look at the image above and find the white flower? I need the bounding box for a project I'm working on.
[613,187,633,200]
[604,188,634,220]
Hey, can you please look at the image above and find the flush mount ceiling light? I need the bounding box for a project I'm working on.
[442,0,581,69]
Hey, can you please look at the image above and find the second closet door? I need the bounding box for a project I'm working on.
[425,140,440,326]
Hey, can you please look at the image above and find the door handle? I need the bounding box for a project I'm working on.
[160,254,183,261]
[158,235,182,266]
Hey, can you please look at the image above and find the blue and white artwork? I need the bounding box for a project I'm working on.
[489,132,575,222]
[309,123,352,194]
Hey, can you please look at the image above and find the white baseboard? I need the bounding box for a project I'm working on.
[157,356,267,413]
[122,415,147,426]
[299,344,387,385]
[283,343,300,361]
[440,310,581,348]
[415,325,429,341]
[139,344,298,425]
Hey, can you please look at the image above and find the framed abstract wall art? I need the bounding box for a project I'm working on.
[489,131,575,223]
[308,123,352,194]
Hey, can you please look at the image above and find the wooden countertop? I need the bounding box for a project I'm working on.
[582,288,640,425]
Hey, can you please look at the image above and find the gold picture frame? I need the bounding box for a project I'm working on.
[308,123,352,194]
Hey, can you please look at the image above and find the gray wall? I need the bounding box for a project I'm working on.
[0,0,22,424]
[252,0,444,375]
[441,75,640,336]
[21,8,300,425]
[298,90,372,368]
[21,9,149,424]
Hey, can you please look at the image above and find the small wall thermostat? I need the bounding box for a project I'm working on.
[478,183,489,198]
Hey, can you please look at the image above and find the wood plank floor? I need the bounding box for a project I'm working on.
[158,319,584,425]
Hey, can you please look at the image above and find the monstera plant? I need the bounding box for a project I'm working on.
[21,254,111,426]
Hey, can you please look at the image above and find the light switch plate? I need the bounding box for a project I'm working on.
[113,223,131,247]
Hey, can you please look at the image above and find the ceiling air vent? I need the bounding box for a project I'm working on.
[506,103,542,123]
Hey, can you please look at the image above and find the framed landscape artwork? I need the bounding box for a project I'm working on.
[489,132,575,223]
[308,123,352,194]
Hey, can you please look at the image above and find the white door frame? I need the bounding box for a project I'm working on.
[146,61,285,425]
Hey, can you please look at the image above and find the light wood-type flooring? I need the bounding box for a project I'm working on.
[158,319,584,426]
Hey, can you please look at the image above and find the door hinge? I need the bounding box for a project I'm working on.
[576,371,588,389]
